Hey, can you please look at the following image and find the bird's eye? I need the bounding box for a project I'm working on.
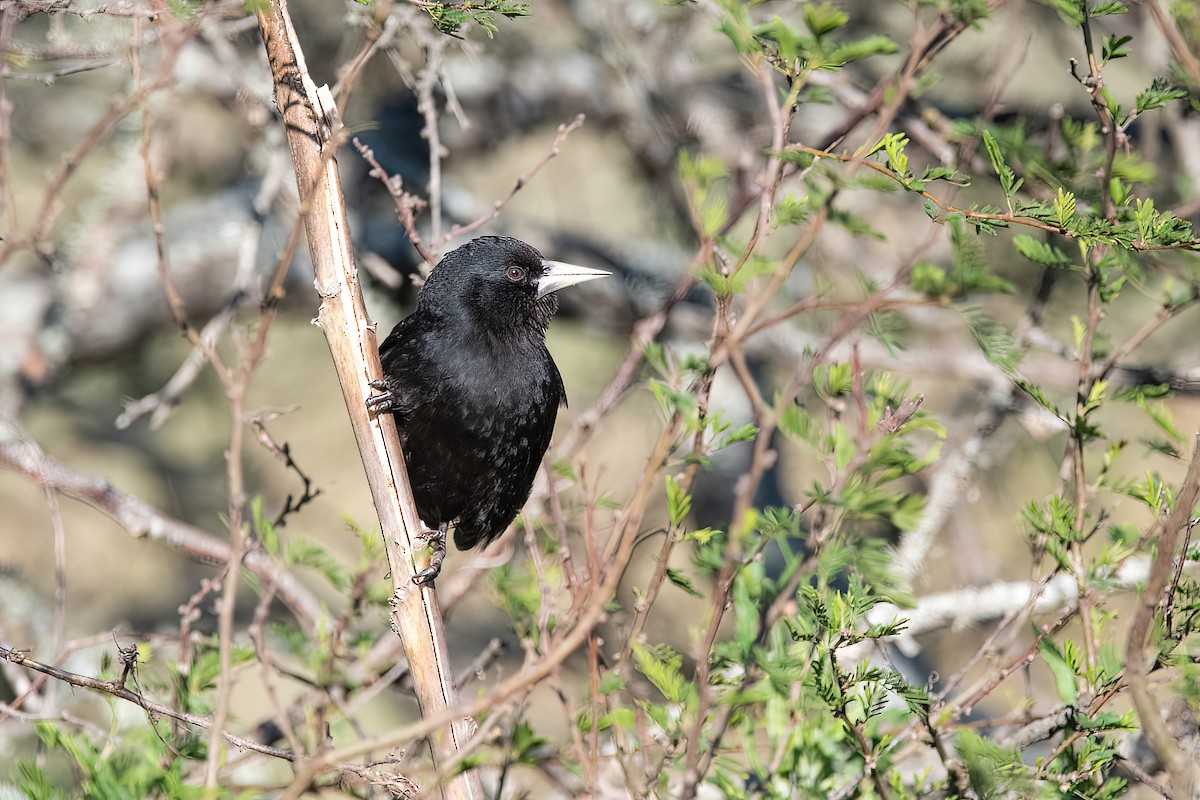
[506,266,526,282]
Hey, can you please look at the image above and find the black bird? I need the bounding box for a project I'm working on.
[366,236,610,583]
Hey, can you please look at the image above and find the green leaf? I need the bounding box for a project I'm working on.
[422,0,530,36]
[828,208,885,239]
[700,195,729,237]
[252,495,279,556]
[1038,636,1079,705]
[919,165,970,186]
[1089,0,1127,17]
[596,707,636,731]
[1012,234,1069,266]
[1053,187,1076,228]
[598,672,626,695]
[803,2,848,37]
[963,310,1022,371]
[1015,378,1065,421]
[1069,314,1086,350]
[665,566,704,598]
[1139,397,1184,443]
[832,423,855,470]
[632,644,692,705]
[753,17,812,65]
[550,458,577,482]
[641,700,673,732]
[1135,77,1188,115]
[647,378,698,420]
[1110,177,1130,207]
[1113,152,1157,184]
[779,403,817,445]
[18,760,63,800]
[1102,33,1132,63]
[679,526,721,545]
[1135,197,1160,243]
[1081,379,1107,414]
[772,194,811,226]
[828,35,898,65]
[1036,0,1085,24]
[715,0,756,54]
[285,537,350,592]
[982,129,1022,203]
[881,132,909,177]
[956,728,1036,798]
[910,261,948,297]
[665,474,692,528]
[732,573,759,654]
[509,721,549,764]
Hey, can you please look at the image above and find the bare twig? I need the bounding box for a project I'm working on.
[248,411,323,527]
[0,419,322,631]
[353,135,434,263]
[444,113,586,242]
[0,643,295,762]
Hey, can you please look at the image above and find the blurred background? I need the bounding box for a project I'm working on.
[2,0,1200,794]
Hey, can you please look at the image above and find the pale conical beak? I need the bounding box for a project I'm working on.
[537,260,611,300]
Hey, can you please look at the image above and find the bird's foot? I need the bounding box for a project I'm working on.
[412,524,447,586]
[365,379,398,416]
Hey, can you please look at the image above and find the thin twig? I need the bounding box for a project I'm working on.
[0,644,295,762]
[444,113,586,242]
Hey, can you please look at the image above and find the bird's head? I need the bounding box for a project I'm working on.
[419,236,610,340]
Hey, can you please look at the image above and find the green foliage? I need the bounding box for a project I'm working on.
[20,722,221,800]
[1013,233,1071,267]
[492,559,558,642]
[963,309,1022,371]
[607,5,1200,793]
[771,193,811,226]
[633,643,695,705]
[982,130,1023,210]
[956,729,1037,798]
[933,218,1019,299]
[1102,33,1132,63]
[250,495,277,556]
[716,0,897,73]
[284,536,350,592]
[679,149,730,239]
[418,0,530,37]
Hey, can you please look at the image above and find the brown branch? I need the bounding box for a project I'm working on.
[1147,0,1200,87]
[1124,437,1200,799]
[817,1,1008,151]
[416,31,447,246]
[353,135,434,264]
[0,419,323,631]
[0,643,295,762]
[253,2,481,797]
[1094,291,1200,383]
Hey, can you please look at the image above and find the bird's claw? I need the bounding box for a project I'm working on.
[412,525,447,586]
[365,379,396,415]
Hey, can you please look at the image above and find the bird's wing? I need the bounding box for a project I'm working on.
[549,352,568,408]
[376,316,437,418]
